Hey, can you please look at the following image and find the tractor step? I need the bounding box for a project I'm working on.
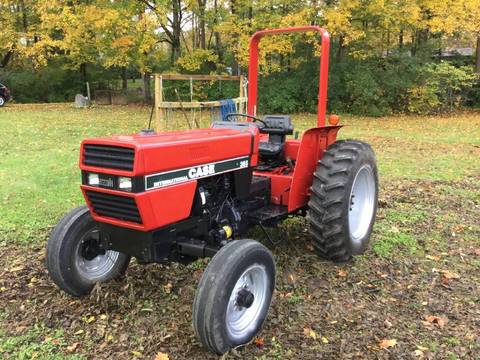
[248,205,289,224]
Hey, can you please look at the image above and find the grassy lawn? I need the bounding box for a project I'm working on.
[0,104,479,359]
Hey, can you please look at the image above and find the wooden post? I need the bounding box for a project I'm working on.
[239,75,245,113]
[155,74,163,130]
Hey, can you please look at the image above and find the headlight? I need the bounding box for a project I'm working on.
[88,173,100,186]
[118,176,132,191]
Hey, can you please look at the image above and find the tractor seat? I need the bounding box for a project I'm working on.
[258,115,293,158]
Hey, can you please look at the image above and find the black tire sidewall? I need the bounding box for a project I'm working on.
[194,240,275,354]
[342,150,378,255]
[217,248,274,346]
[47,206,130,296]
[60,210,100,294]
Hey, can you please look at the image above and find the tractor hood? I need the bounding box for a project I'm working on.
[79,127,259,177]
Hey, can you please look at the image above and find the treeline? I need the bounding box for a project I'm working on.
[0,0,479,115]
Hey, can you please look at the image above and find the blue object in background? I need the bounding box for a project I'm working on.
[219,99,237,121]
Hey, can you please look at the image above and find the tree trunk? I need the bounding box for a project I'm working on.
[0,50,14,68]
[336,35,345,62]
[80,63,87,85]
[142,72,151,103]
[476,36,480,74]
[198,0,206,49]
[122,67,128,90]
[170,0,182,63]
[230,0,238,75]
[213,0,223,63]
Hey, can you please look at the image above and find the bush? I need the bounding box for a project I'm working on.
[406,62,477,114]
[1,66,84,103]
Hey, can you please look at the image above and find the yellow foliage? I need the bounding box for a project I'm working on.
[177,49,219,71]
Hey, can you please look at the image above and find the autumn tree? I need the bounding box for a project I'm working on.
[425,0,480,72]
[0,0,39,68]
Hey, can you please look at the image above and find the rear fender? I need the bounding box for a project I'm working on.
[288,126,341,212]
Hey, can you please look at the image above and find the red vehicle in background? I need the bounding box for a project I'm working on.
[0,82,11,107]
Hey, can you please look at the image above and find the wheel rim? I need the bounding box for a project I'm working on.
[348,164,376,244]
[0,97,4,106]
[74,229,120,282]
[225,264,269,341]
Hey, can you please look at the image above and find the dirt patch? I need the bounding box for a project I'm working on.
[0,178,479,359]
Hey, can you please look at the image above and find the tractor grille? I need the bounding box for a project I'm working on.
[86,190,142,224]
[83,144,134,171]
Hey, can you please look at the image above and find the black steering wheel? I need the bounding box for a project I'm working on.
[224,113,267,128]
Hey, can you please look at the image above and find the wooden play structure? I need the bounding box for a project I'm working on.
[154,73,247,130]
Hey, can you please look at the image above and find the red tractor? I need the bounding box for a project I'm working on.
[47,26,378,354]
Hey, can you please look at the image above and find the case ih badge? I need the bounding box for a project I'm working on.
[46,26,379,355]
[146,156,250,190]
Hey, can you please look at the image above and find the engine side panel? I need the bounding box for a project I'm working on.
[81,181,197,231]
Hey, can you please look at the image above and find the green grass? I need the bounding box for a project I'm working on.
[0,325,85,360]
[0,104,479,244]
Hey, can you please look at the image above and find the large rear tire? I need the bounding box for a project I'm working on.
[192,240,275,355]
[46,206,131,297]
[308,140,378,262]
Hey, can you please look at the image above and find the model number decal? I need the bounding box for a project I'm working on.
[145,156,250,190]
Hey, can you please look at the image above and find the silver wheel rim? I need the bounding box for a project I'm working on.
[348,164,376,244]
[0,97,4,106]
[225,264,269,341]
[74,230,120,282]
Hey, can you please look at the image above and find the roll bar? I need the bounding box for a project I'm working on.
[247,26,330,127]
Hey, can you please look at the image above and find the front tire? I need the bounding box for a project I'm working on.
[0,96,5,107]
[308,140,378,262]
[193,240,275,355]
[46,206,131,297]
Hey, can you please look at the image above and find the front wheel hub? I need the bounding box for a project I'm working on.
[236,288,255,308]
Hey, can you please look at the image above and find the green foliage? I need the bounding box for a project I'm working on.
[407,62,477,114]
[2,67,83,103]
[0,325,85,360]
[343,64,389,116]
[257,53,478,116]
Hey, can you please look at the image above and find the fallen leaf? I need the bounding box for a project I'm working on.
[391,226,400,233]
[288,273,296,283]
[85,316,95,324]
[425,255,440,261]
[303,327,317,340]
[379,339,397,349]
[154,352,169,360]
[74,329,84,335]
[253,337,264,346]
[9,266,24,272]
[66,343,79,353]
[164,283,173,294]
[321,336,329,344]
[337,269,348,277]
[413,349,424,357]
[440,269,460,280]
[424,315,446,328]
